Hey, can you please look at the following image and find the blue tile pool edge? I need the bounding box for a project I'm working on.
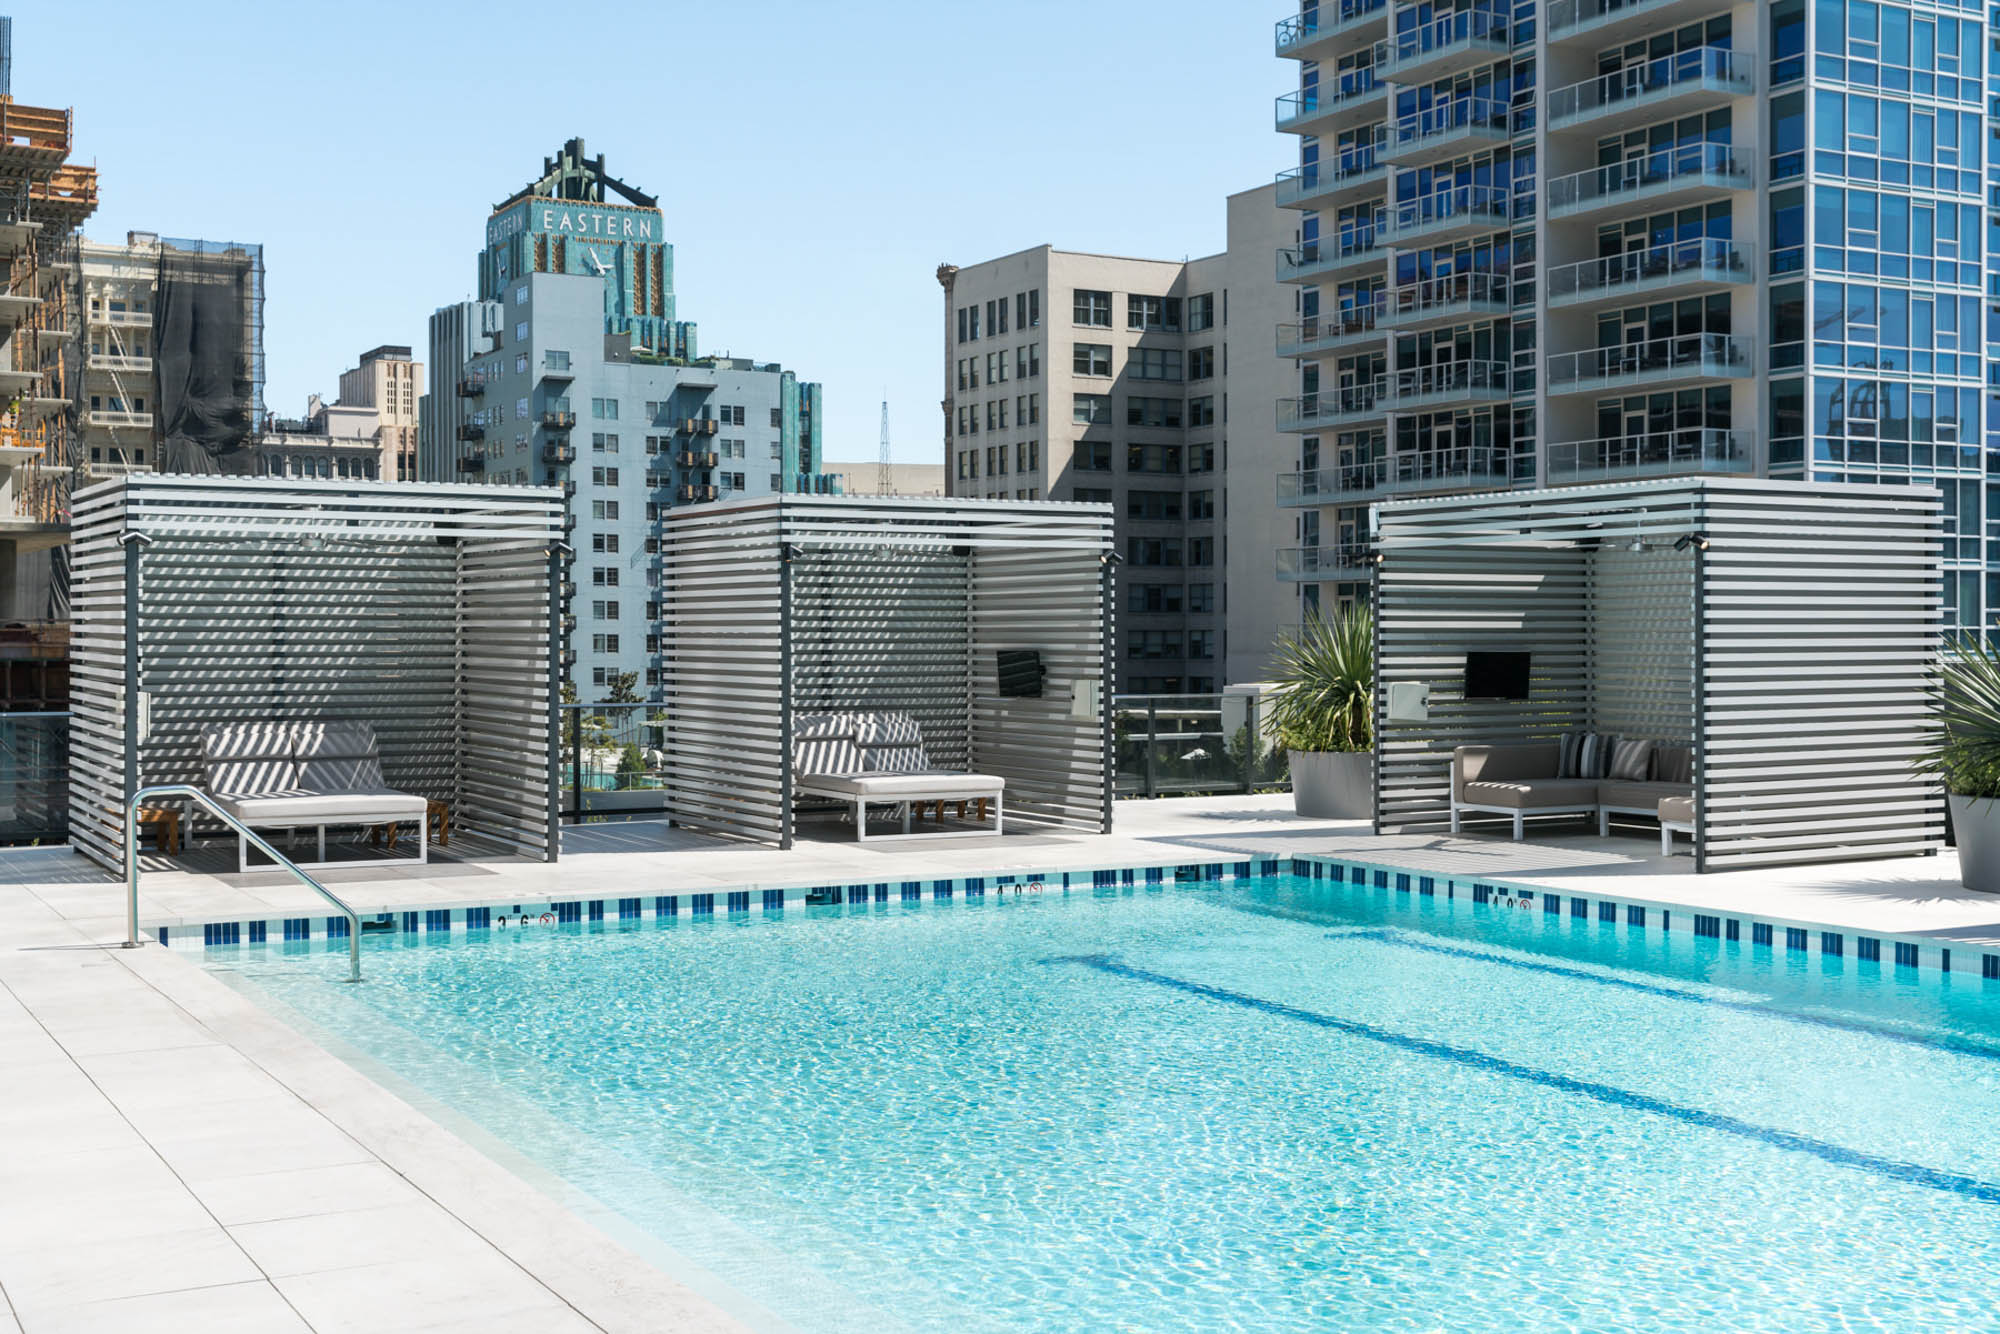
[153,851,1996,981]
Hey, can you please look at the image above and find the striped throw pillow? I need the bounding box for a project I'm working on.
[1576,733,1620,780]
[1608,738,1655,782]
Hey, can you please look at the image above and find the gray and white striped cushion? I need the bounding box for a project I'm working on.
[1608,737,1654,782]
[1575,732,1620,781]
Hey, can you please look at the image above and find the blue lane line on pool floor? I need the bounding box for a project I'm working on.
[1050,953,2000,1208]
[1325,927,2000,1067]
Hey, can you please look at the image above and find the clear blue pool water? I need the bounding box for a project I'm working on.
[209,877,2000,1332]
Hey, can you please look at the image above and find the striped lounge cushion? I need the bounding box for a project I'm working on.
[1608,737,1655,782]
[1559,731,1620,780]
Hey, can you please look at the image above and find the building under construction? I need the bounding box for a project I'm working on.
[77,232,265,476]
[0,87,95,620]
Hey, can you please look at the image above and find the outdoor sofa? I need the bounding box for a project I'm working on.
[792,711,1003,841]
[201,721,429,870]
[1450,738,1692,843]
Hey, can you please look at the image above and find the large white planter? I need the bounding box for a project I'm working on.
[1290,750,1373,821]
[1950,794,2000,893]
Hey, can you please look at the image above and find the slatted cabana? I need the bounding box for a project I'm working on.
[1374,478,1943,872]
[658,494,1115,847]
[69,476,565,874]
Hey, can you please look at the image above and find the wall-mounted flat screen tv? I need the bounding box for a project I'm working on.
[1464,651,1531,701]
[997,649,1046,698]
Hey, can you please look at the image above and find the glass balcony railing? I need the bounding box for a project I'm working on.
[1547,142,1750,217]
[1381,271,1508,324]
[1379,8,1509,78]
[1290,448,1513,500]
[1277,543,1377,579]
[1276,62,1389,130]
[0,712,68,846]
[1546,428,1748,482]
[1114,694,1288,798]
[1278,382,1388,431]
[1380,183,1511,241]
[1386,97,1510,157]
[1547,332,1751,391]
[1546,0,1733,41]
[1276,142,1391,207]
[1547,48,1752,128]
[1388,359,1510,406]
[1276,305,1385,357]
[1276,225,1385,282]
[1546,237,1753,305]
[1276,0,1390,55]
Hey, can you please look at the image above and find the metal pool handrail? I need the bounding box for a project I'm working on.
[123,784,362,983]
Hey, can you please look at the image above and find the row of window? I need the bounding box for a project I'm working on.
[953,441,1043,480]
[956,289,1041,343]
[1126,537,1216,568]
[1127,583,1216,614]
[1073,443,1219,475]
[955,345,1041,390]
[1128,630,1216,661]
[953,393,1042,437]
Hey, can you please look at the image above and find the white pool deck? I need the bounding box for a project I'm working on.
[2,796,1996,1332]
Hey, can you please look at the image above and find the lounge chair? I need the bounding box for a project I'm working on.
[792,711,1004,841]
[201,721,429,870]
[1451,739,1693,841]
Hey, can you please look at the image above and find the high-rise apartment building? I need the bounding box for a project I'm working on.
[421,139,832,700]
[942,187,1295,691]
[335,344,422,481]
[76,231,265,475]
[1272,0,1995,631]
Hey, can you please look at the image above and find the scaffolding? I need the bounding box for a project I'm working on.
[153,237,264,473]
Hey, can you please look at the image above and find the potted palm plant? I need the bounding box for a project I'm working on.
[1268,603,1375,820]
[1928,633,2000,892]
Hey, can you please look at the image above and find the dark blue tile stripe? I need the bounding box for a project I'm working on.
[1056,954,2000,1208]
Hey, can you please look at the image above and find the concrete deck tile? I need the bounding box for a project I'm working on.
[229,1200,508,1279]
[0,1226,262,1313]
[20,1280,312,1334]
[148,1108,375,1185]
[192,1161,421,1228]
[271,1254,586,1334]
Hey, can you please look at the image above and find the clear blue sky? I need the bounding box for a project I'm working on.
[22,1,1291,464]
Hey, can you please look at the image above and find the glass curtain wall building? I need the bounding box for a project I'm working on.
[1273,0,1993,633]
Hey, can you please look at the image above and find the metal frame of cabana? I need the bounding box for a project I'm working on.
[68,475,566,875]
[1372,477,1944,872]
[658,494,1116,848]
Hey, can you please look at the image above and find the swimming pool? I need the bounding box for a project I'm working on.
[207,872,2000,1332]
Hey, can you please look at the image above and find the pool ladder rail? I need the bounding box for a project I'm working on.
[122,784,364,983]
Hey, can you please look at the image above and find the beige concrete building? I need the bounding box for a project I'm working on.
[335,343,423,481]
[75,233,158,476]
[940,183,1293,692]
[822,460,946,496]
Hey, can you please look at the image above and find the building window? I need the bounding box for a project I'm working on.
[591,466,620,486]
[1189,583,1214,613]
[1128,295,1181,331]
[592,500,621,520]
[1129,348,1183,382]
[1188,347,1215,380]
[1073,393,1112,424]
[1188,397,1216,427]
[592,566,620,586]
[1128,490,1183,521]
[1126,538,1184,567]
[1016,440,1039,472]
[591,533,621,553]
[1127,398,1183,430]
[1188,631,1213,659]
[1073,343,1113,377]
[1189,490,1215,521]
[1127,443,1183,473]
[1188,294,1215,331]
[1128,584,1185,613]
[1072,486,1112,504]
[1073,441,1112,472]
[591,634,621,654]
[1189,442,1217,472]
[1128,630,1183,659]
[1073,290,1113,327]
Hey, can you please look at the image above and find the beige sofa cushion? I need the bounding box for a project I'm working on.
[1658,796,1695,825]
[1452,743,1559,801]
[1460,778,1601,811]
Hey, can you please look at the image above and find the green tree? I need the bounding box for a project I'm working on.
[617,742,646,789]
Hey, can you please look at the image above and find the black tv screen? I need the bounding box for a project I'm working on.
[1464,651,1531,701]
[997,649,1045,698]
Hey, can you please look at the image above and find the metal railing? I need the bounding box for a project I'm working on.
[1382,7,1509,69]
[1275,146,1390,205]
[1547,142,1749,214]
[1389,359,1510,403]
[563,703,669,822]
[1278,382,1388,430]
[1277,305,1384,356]
[1277,543,1377,579]
[1276,225,1384,280]
[1546,237,1752,302]
[1547,428,1747,480]
[1275,0,1389,53]
[1547,47,1751,125]
[1114,694,1289,798]
[1384,271,1508,320]
[1547,332,1750,388]
[1382,183,1511,237]
[1388,97,1510,152]
[0,711,67,844]
[1276,61,1389,127]
[124,785,361,984]
[1279,447,1513,501]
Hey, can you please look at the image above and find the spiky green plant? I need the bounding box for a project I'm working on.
[1927,633,2000,799]
[1267,603,1375,754]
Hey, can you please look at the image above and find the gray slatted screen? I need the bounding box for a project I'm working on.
[659,495,1114,846]
[68,476,563,874]
[1375,478,1942,871]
